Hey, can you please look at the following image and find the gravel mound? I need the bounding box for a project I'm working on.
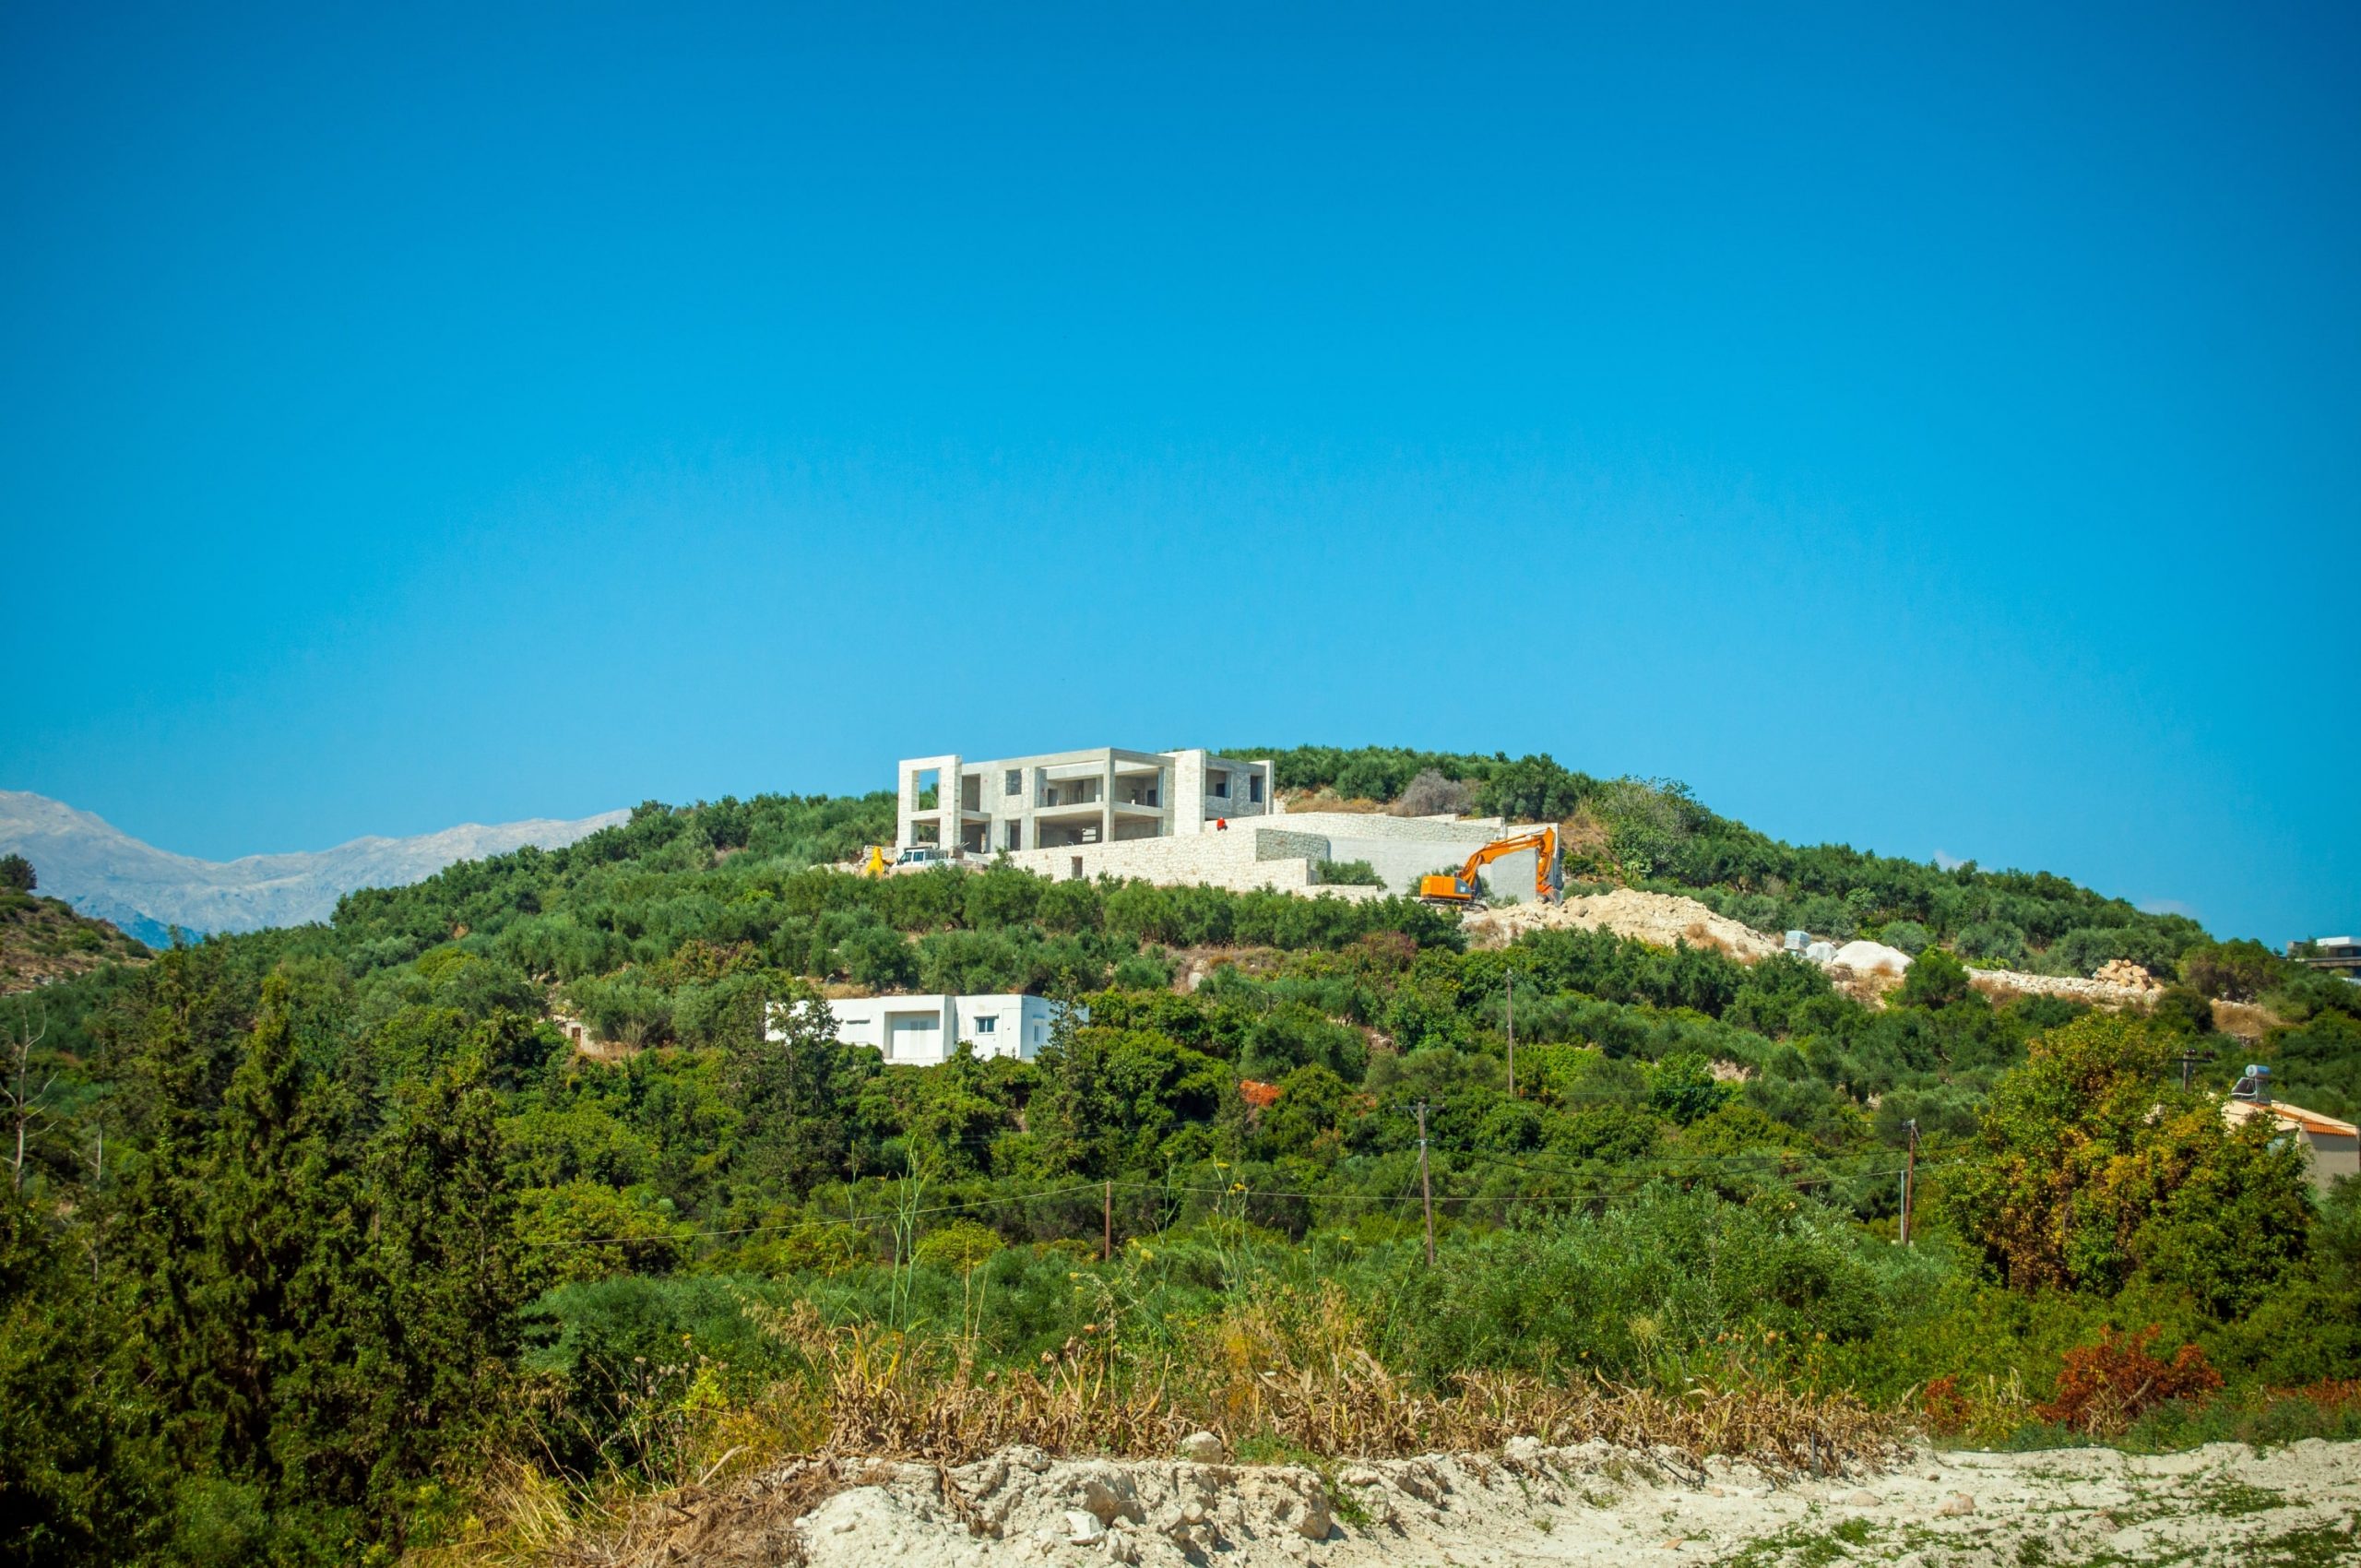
[1465,889,1782,963]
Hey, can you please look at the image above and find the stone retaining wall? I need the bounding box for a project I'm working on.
[984,808,1544,898]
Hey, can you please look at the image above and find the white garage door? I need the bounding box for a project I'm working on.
[886,1013,941,1062]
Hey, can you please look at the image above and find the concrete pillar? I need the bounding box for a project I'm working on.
[899,754,961,849]
[1171,749,1206,834]
[1101,750,1115,848]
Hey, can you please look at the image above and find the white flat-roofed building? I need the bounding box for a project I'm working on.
[896,746,1275,856]
[876,742,1552,899]
[2289,935,2361,979]
[770,993,1082,1066]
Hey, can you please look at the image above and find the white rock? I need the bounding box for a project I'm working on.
[1833,939,1913,976]
[1846,1490,1880,1507]
[1504,1435,1547,1467]
[1065,1509,1107,1545]
[1177,1431,1226,1464]
[1075,1468,1143,1526]
[1106,1526,1140,1562]
[1938,1491,1976,1516]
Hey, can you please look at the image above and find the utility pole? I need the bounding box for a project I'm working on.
[2177,1046,2213,1091]
[1900,1120,1918,1246]
[1505,968,1516,1098]
[1415,1100,1436,1268]
[1103,1179,1113,1262]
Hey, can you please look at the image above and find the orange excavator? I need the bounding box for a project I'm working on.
[1418,827,1560,908]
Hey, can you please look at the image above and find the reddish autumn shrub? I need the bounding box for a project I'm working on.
[2037,1325,2222,1435]
[2270,1379,2361,1415]
[1921,1375,1973,1436]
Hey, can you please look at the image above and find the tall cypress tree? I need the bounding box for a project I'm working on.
[119,970,367,1543]
[352,1054,526,1509]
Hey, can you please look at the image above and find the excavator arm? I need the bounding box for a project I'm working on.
[1418,827,1559,906]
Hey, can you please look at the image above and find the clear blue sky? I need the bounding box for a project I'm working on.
[3,3,2355,945]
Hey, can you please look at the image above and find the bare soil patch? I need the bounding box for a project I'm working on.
[578,1438,2361,1567]
[1465,889,1783,965]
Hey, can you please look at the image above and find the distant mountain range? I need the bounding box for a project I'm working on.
[0,791,628,946]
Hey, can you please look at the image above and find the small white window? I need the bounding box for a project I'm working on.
[1004,768,1022,796]
[975,1016,997,1033]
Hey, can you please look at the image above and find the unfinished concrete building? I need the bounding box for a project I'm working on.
[896,748,1275,856]
[887,743,1555,901]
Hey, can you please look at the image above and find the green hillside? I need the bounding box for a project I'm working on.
[0,855,148,995]
[4,753,2357,1565]
[1245,745,2207,972]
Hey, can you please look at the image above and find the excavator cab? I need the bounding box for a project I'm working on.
[1418,867,1484,903]
[1417,827,1560,908]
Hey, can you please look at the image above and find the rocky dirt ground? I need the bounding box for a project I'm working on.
[1458,890,2248,1032]
[0,890,148,995]
[618,1437,2361,1567]
[1464,890,1784,964]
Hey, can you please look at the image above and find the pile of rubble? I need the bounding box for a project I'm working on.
[1465,894,2201,1024]
[1969,964,2165,1009]
[1463,889,1783,963]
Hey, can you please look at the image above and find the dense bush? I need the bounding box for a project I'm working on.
[4,773,2348,1563]
[1945,1014,2312,1313]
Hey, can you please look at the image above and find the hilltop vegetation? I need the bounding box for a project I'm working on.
[3,753,2357,1565]
[1247,745,2211,974]
[0,854,148,994]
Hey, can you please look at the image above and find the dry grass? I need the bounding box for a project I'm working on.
[2211,999,2280,1040]
[411,1284,1905,1565]
[1278,788,1389,814]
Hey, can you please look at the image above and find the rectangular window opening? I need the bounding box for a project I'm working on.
[1249,773,1264,803]
[1004,768,1023,796]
